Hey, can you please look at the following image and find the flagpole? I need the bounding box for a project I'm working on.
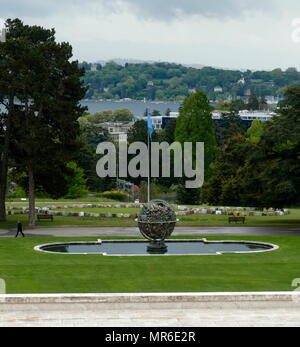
[148,131,150,203]
[147,107,152,203]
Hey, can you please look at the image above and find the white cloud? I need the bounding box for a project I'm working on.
[0,0,279,19]
[2,0,300,70]
[115,0,278,20]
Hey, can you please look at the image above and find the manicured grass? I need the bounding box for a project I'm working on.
[1,209,300,230]
[51,208,140,214]
[5,198,120,207]
[2,198,300,229]
[0,214,137,229]
[177,210,300,226]
[0,236,299,294]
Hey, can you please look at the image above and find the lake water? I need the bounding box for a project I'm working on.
[81,100,181,118]
[0,100,181,118]
[37,240,275,256]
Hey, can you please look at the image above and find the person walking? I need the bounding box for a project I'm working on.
[15,221,25,238]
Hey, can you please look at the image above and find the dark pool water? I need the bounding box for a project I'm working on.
[38,240,275,256]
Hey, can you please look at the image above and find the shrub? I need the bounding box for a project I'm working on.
[7,185,27,199]
[98,190,129,202]
[64,162,89,199]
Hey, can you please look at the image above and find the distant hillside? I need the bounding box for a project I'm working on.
[80,61,300,102]
[95,58,205,69]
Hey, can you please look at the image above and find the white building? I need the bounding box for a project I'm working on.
[238,110,275,121]
[167,110,274,122]
[212,110,275,121]
[214,86,223,93]
[265,96,281,105]
[99,121,134,142]
[146,113,179,131]
[238,77,246,85]
[91,63,98,72]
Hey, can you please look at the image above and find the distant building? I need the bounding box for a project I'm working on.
[238,110,275,121]
[98,121,134,142]
[147,81,154,87]
[212,110,275,128]
[212,110,274,121]
[237,76,246,85]
[91,63,98,72]
[149,109,275,132]
[188,88,197,94]
[151,117,163,130]
[265,96,281,105]
[144,113,179,131]
[214,86,223,93]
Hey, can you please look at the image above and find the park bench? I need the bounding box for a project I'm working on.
[228,216,245,224]
[37,214,54,221]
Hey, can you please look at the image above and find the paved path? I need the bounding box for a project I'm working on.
[4,305,300,327]
[1,293,300,327]
[1,226,300,238]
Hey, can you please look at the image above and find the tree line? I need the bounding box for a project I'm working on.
[81,61,300,102]
[124,88,300,208]
[202,87,300,209]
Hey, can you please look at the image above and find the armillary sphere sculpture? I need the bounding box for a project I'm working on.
[136,200,178,254]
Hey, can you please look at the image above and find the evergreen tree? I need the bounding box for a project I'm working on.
[242,87,300,208]
[215,112,247,146]
[165,108,171,116]
[151,110,161,117]
[247,120,265,143]
[201,135,248,206]
[162,119,177,144]
[78,119,112,192]
[175,90,217,204]
[0,19,86,225]
[259,96,268,111]
[64,162,88,199]
[175,90,216,177]
[127,120,148,144]
[247,93,260,111]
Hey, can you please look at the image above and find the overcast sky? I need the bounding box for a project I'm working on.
[1,0,300,70]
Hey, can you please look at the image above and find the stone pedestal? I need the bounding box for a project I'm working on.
[147,240,168,254]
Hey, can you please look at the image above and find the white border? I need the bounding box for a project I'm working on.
[34,239,279,257]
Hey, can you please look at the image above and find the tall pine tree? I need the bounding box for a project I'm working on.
[0,19,86,225]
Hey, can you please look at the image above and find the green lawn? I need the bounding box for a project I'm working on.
[1,209,300,230]
[51,207,140,214]
[177,210,300,226]
[0,236,299,294]
[2,198,300,229]
[5,198,120,207]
